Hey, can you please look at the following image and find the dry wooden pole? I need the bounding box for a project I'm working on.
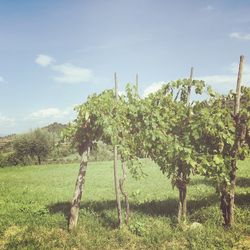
[68,147,89,230]
[229,55,244,226]
[136,73,139,92]
[115,72,119,100]
[234,56,244,115]
[177,67,194,224]
[119,161,130,225]
[182,67,194,220]
[114,73,123,227]
[186,67,194,105]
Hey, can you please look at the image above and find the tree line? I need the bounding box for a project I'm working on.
[0,124,114,167]
[0,123,74,167]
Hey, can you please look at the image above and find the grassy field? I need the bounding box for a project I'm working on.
[0,159,249,249]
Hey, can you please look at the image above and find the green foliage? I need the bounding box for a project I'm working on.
[63,90,115,154]
[88,141,113,162]
[190,86,250,187]
[129,221,146,236]
[0,122,73,167]
[64,78,250,224]
[123,79,215,185]
[0,134,16,153]
[133,81,250,190]
[0,152,21,167]
[13,129,53,165]
[63,86,145,176]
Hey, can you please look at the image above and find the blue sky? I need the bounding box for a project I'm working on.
[0,0,250,135]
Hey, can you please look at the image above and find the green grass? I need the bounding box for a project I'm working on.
[0,159,250,249]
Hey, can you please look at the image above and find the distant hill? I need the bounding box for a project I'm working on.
[0,134,16,151]
[0,122,67,152]
[42,122,67,134]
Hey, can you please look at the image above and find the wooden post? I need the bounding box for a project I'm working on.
[114,73,123,227]
[187,67,193,105]
[68,147,89,230]
[234,56,244,116]
[115,72,119,100]
[189,67,194,85]
[119,161,130,225]
[177,67,194,223]
[136,73,139,93]
[229,55,244,226]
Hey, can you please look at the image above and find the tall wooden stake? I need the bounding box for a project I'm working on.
[187,67,193,105]
[234,56,244,115]
[119,161,130,225]
[136,73,139,93]
[177,67,194,224]
[229,55,244,226]
[114,73,122,227]
[68,147,90,230]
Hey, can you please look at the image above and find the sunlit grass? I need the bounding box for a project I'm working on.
[0,159,249,249]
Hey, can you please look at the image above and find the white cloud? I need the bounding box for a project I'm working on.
[143,62,250,97]
[52,63,92,83]
[143,81,165,97]
[203,5,214,11]
[29,107,70,120]
[228,62,250,75]
[0,76,7,85]
[229,32,250,41]
[26,107,75,130]
[0,107,75,135]
[199,75,237,92]
[199,63,250,93]
[0,113,15,127]
[35,54,55,67]
[201,75,236,85]
[36,54,93,83]
[202,74,250,90]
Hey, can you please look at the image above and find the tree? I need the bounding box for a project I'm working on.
[64,74,250,229]
[64,90,118,230]
[136,79,250,226]
[129,79,214,223]
[191,85,250,226]
[64,88,142,229]
[13,129,52,165]
[124,78,248,225]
